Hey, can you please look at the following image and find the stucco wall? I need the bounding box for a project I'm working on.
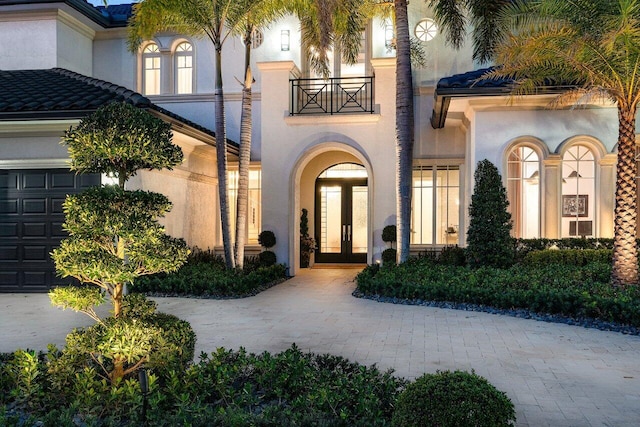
[258,59,397,274]
[127,134,219,250]
[0,19,58,70]
[57,17,93,75]
[93,34,136,89]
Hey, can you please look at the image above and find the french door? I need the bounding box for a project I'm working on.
[315,178,368,263]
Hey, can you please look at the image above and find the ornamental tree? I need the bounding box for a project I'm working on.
[466,159,514,268]
[51,102,189,319]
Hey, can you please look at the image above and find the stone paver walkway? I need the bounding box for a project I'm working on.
[1,268,639,426]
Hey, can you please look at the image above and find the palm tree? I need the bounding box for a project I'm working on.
[128,0,266,269]
[483,0,640,286]
[234,2,285,269]
[394,0,414,263]
[428,0,514,64]
[287,0,386,78]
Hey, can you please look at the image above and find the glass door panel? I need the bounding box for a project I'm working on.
[320,186,342,254]
[315,179,368,263]
[351,186,368,253]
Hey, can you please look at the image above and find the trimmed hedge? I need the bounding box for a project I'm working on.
[522,249,612,267]
[356,259,640,327]
[392,370,515,427]
[1,345,407,426]
[131,254,287,297]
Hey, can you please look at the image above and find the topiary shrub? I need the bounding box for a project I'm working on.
[466,160,515,268]
[382,225,397,244]
[382,248,397,266]
[47,293,195,392]
[392,370,516,427]
[51,102,189,319]
[258,230,276,249]
[259,250,277,267]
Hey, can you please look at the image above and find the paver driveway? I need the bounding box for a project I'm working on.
[2,268,639,426]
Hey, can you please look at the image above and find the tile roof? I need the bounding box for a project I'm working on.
[431,67,573,129]
[436,67,512,92]
[0,68,238,153]
[95,3,133,25]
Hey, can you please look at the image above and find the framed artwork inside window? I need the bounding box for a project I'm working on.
[562,195,588,217]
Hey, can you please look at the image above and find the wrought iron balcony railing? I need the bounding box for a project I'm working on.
[290,76,374,115]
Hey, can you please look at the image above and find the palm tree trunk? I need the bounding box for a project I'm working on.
[394,0,414,263]
[612,104,638,286]
[215,46,235,269]
[235,36,253,270]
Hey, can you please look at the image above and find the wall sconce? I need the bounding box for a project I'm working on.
[281,30,290,51]
[385,24,395,50]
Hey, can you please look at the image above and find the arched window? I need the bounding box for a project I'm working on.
[174,42,193,94]
[142,43,161,95]
[562,145,595,237]
[507,146,540,238]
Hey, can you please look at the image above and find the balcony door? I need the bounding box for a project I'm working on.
[314,164,368,263]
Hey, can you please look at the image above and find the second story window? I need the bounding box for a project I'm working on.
[143,43,161,95]
[175,42,193,94]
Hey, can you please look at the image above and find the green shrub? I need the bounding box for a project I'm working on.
[144,313,196,375]
[132,257,287,297]
[392,370,515,427]
[48,294,195,392]
[514,238,618,260]
[438,245,466,266]
[466,160,514,268]
[1,344,406,426]
[522,249,612,267]
[356,257,640,327]
[382,248,397,266]
[186,247,223,264]
[259,250,277,266]
[382,225,397,243]
[258,230,276,249]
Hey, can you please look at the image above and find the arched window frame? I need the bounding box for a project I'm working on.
[558,137,605,238]
[173,40,194,94]
[504,140,544,239]
[141,42,161,95]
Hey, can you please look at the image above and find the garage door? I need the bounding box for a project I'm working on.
[0,169,100,292]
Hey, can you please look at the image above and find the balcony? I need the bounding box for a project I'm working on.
[290,76,375,115]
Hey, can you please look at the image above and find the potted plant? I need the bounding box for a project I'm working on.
[300,209,316,267]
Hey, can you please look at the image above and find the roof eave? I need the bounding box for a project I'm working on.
[430,86,573,129]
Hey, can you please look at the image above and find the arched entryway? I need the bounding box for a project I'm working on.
[290,144,373,273]
[314,163,368,263]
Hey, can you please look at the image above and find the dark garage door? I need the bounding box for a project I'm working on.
[0,169,100,292]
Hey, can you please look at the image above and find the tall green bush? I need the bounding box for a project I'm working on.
[466,160,514,268]
[51,102,189,318]
[49,102,192,383]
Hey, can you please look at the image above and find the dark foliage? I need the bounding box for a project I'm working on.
[132,253,286,297]
[392,370,515,427]
[356,257,640,327]
[382,248,397,266]
[1,344,407,426]
[382,225,397,243]
[466,160,514,268]
[258,230,277,249]
[259,250,277,267]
